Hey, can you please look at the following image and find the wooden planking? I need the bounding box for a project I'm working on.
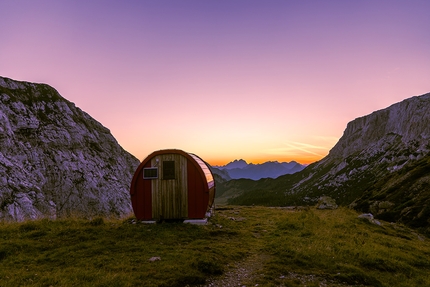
[187,160,206,219]
[151,153,188,219]
[187,160,197,218]
[130,161,153,220]
[142,162,153,220]
[131,149,216,220]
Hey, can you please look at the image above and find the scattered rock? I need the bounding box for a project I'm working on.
[369,201,395,215]
[228,217,246,221]
[358,213,381,225]
[316,196,338,210]
[149,257,161,262]
[358,213,374,220]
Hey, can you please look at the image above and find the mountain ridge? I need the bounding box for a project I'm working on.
[212,159,306,180]
[219,92,430,235]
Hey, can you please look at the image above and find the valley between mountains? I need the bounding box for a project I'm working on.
[215,93,430,236]
[1,75,429,237]
[1,76,430,287]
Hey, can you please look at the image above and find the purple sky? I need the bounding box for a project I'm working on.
[2,1,430,165]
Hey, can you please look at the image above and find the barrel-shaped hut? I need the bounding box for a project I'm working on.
[130,149,215,221]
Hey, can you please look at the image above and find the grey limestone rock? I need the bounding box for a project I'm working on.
[358,213,381,226]
[316,196,338,210]
[0,76,140,221]
[290,93,430,204]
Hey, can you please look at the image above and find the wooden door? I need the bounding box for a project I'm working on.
[151,154,188,219]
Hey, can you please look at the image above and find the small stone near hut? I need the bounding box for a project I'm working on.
[149,257,161,262]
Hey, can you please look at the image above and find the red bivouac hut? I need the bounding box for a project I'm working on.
[130,149,215,221]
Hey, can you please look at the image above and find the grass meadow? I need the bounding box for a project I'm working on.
[1,206,429,287]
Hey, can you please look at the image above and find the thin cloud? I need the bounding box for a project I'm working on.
[265,140,333,157]
[284,142,325,157]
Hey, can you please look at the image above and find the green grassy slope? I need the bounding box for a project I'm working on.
[1,207,429,287]
[352,155,430,233]
[217,154,430,236]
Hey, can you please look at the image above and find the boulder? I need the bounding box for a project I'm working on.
[358,213,381,225]
[316,196,338,210]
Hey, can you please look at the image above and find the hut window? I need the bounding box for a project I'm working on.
[143,168,158,179]
[163,161,175,179]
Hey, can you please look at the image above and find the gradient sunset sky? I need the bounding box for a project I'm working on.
[1,1,430,165]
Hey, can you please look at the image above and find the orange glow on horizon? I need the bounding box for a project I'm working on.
[130,147,327,166]
[126,137,337,167]
[205,155,324,167]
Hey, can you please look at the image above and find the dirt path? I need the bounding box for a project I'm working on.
[195,253,366,287]
[201,253,269,287]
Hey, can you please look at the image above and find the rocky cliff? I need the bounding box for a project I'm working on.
[289,93,430,204]
[0,76,140,221]
[223,92,430,233]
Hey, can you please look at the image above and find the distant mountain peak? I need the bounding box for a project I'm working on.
[222,159,248,170]
[213,159,306,180]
